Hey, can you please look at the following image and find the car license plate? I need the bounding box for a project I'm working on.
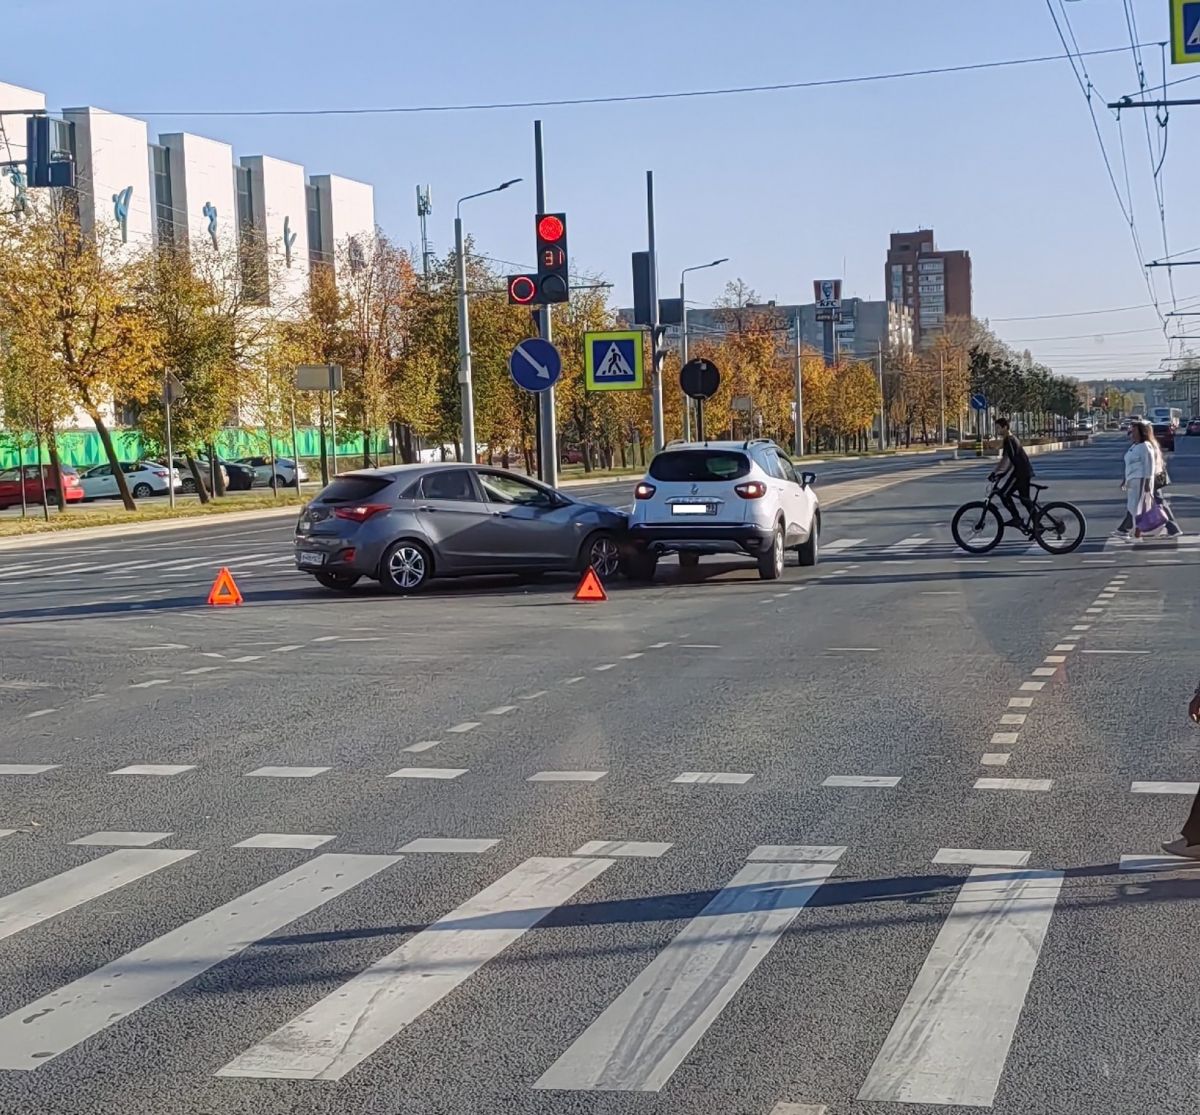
[671,503,712,516]
[298,551,325,567]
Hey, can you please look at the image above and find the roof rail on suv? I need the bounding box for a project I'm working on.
[741,437,775,449]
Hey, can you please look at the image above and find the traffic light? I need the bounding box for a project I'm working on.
[506,274,538,305]
[535,212,569,303]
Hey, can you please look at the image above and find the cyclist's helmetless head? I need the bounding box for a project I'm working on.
[995,418,1010,435]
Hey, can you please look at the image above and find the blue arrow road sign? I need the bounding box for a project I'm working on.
[508,338,561,393]
[970,393,988,411]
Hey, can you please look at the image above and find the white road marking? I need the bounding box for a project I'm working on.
[529,770,608,782]
[110,764,195,776]
[885,536,932,552]
[0,830,15,840]
[769,1105,828,1115]
[403,740,440,753]
[233,833,335,849]
[1008,696,1034,707]
[0,853,396,1070]
[679,644,721,649]
[822,538,865,552]
[183,666,221,675]
[562,676,584,685]
[981,753,1011,766]
[1120,854,1200,872]
[70,831,172,847]
[1084,608,1103,614]
[129,678,170,689]
[230,655,262,663]
[1052,644,1076,652]
[1072,624,1091,631]
[747,845,846,863]
[0,764,58,775]
[990,732,1019,745]
[1031,667,1057,677]
[999,714,1027,725]
[1081,649,1150,655]
[246,766,330,778]
[397,837,499,854]
[447,722,480,733]
[270,645,303,653]
[622,652,644,659]
[673,772,754,785]
[974,777,1053,791]
[857,867,1063,1106]
[932,848,1031,867]
[920,590,958,595]
[827,647,881,652]
[647,642,672,649]
[1082,558,1116,563]
[24,709,56,719]
[0,848,194,943]
[1043,655,1066,664]
[594,664,616,671]
[1131,781,1199,794]
[518,691,547,700]
[200,652,226,658]
[312,635,341,642]
[485,705,516,715]
[387,767,467,780]
[574,840,673,858]
[822,774,901,788]
[534,859,839,1092]
[132,643,188,651]
[219,855,613,1081]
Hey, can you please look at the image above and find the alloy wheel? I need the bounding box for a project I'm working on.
[388,545,427,589]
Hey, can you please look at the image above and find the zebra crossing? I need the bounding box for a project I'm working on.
[1,831,1186,1100]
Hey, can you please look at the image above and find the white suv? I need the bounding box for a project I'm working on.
[625,439,819,581]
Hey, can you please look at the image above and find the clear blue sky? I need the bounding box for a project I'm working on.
[6,0,1198,381]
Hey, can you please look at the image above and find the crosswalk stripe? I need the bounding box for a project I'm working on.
[534,859,838,1092]
[0,852,398,1071]
[153,552,273,572]
[857,866,1063,1106]
[218,855,615,1081]
[0,848,195,943]
[884,536,932,552]
[821,538,865,553]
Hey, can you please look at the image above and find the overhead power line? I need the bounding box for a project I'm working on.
[89,43,1158,118]
[990,291,1200,322]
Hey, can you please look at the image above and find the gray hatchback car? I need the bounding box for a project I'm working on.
[294,463,628,593]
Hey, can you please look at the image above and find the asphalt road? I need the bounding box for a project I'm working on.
[0,435,1197,1115]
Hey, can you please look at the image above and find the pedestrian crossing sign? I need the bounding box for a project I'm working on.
[584,330,644,392]
[1171,0,1200,63]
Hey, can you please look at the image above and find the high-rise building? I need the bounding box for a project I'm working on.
[885,229,971,347]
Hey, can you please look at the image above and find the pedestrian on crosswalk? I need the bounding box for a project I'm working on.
[1143,423,1182,538]
[1161,684,1200,859]
[1112,420,1156,543]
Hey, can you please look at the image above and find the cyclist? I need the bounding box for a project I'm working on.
[989,417,1034,528]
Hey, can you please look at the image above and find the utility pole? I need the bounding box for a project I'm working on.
[793,312,804,456]
[679,275,691,442]
[938,352,946,445]
[876,342,885,451]
[646,171,664,451]
[534,121,558,488]
[454,212,474,463]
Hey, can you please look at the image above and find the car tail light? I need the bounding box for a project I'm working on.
[634,482,656,500]
[333,503,390,523]
[65,475,79,487]
[735,481,768,499]
[153,470,169,478]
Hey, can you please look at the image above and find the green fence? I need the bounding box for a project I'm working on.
[0,428,391,470]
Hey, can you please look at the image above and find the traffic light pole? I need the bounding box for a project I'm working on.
[534,121,558,488]
[454,213,476,464]
[647,171,664,452]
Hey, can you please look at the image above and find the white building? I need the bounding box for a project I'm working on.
[308,173,376,279]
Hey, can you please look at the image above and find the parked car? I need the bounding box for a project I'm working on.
[626,438,819,582]
[0,464,85,510]
[170,457,228,494]
[1186,417,1200,436]
[1152,422,1176,452]
[237,455,309,487]
[295,464,627,594]
[195,456,254,491]
[79,461,181,500]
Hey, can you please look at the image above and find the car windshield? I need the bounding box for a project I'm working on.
[316,475,392,504]
[648,450,750,482]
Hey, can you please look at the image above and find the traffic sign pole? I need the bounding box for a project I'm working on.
[647,171,664,452]
[534,121,558,488]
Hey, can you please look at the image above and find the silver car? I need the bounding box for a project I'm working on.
[294,463,628,593]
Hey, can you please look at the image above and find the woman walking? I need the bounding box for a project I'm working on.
[1142,422,1183,537]
[1112,420,1156,542]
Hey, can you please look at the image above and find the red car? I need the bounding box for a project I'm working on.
[0,464,85,510]
[1187,417,1200,436]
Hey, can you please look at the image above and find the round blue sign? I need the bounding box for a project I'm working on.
[970,393,988,411]
[508,338,562,393]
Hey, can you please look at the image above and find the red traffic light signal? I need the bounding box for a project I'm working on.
[537,214,564,242]
[507,274,538,305]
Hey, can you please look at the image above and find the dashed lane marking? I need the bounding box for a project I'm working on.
[110,764,195,777]
[397,838,499,854]
[1008,697,1034,707]
[402,741,440,753]
[748,845,846,863]
[0,764,58,775]
[573,841,673,858]
[233,833,335,850]
[387,768,467,780]
[70,831,172,847]
[981,753,1011,766]
[447,722,480,733]
[673,772,754,785]
[1130,781,1199,794]
[932,848,1031,867]
[246,766,330,778]
[974,777,1053,792]
[528,770,608,783]
[822,775,901,788]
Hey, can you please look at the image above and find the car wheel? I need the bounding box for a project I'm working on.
[678,552,701,569]
[623,549,658,582]
[797,517,819,567]
[275,474,289,487]
[379,540,432,594]
[757,523,785,580]
[132,483,153,498]
[314,570,361,592]
[581,531,621,581]
[181,478,197,494]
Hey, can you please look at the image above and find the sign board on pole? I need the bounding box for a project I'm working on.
[585,331,644,391]
[163,372,186,407]
[1171,0,1200,64]
[680,358,721,401]
[294,364,343,392]
[508,338,561,393]
[813,279,842,322]
[732,394,752,413]
[970,393,988,411]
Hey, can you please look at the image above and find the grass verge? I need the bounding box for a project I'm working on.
[0,492,306,538]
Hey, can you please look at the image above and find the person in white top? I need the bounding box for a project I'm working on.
[1113,420,1155,541]
[1142,422,1182,537]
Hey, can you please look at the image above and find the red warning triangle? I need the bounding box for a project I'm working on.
[573,567,608,602]
[207,566,244,606]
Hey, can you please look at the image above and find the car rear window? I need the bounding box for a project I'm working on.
[648,450,750,482]
[316,475,393,504]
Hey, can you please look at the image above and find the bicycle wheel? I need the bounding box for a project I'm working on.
[951,501,1004,554]
[1033,501,1086,555]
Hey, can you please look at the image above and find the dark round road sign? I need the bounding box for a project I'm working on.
[680,358,721,401]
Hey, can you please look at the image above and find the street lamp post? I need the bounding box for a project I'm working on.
[455,178,521,463]
[679,258,728,441]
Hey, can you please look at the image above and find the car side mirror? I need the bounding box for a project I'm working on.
[801,471,816,488]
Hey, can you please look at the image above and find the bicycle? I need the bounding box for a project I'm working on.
[951,480,1086,555]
